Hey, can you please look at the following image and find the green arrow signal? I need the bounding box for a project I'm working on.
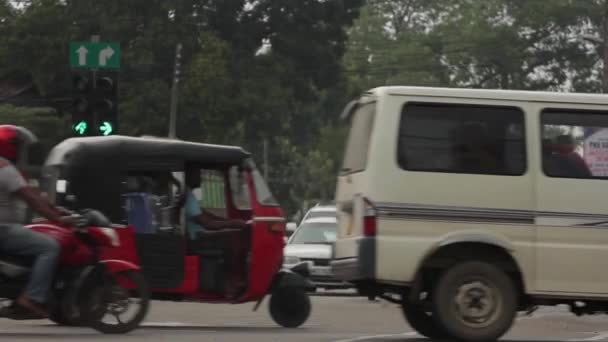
[73,121,87,135]
[99,121,113,136]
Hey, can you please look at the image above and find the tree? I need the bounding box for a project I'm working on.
[343,0,446,94]
[0,0,365,217]
[344,0,608,93]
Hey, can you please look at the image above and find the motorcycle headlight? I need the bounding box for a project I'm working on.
[283,255,300,265]
[98,228,120,247]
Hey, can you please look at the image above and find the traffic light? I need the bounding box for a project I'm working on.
[70,71,118,136]
[94,72,118,136]
[71,72,93,136]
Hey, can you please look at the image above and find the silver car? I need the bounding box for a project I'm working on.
[283,217,351,290]
[300,203,336,222]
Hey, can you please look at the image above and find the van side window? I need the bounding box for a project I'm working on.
[542,109,608,179]
[398,103,526,176]
[341,102,376,175]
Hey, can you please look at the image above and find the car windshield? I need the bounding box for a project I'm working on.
[306,210,336,220]
[290,222,337,245]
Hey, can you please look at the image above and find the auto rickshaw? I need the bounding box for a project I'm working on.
[39,135,313,328]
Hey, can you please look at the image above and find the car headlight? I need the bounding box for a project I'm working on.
[283,255,300,264]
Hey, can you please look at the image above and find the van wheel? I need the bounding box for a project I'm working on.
[432,261,517,342]
[401,302,446,339]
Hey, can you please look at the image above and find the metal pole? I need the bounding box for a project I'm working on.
[603,3,608,93]
[263,138,269,180]
[169,43,182,138]
[91,35,100,133]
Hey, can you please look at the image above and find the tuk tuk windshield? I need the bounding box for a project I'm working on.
[251,167,278,206]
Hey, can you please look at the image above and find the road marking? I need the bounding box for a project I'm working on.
[568,332,608,341]
[143,321,190,326]
[333,331,418,342]
[517,307,571,320]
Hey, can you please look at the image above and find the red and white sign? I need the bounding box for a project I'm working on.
[584,129,608,176]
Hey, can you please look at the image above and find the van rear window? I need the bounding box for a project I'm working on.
[398,103,526,176]
[542,109,608,179]
[341,102,376,175]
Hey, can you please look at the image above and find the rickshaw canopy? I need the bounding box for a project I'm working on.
[42,136,252,222]
[45,135,251,168]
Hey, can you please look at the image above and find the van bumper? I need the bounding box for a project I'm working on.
[331,237,375,281]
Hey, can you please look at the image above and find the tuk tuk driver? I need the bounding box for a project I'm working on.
[184,166,249,298]
[184,167,248,237]
[0,125,78,318]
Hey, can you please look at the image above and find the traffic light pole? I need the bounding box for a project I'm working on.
[91,35,100,134]
[70,34,118,136]
[168,43,182,139]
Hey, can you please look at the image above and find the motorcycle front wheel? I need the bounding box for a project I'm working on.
[80,270,150,334]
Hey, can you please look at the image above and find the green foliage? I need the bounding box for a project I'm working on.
[0,0,364,217]
[345,0,608,92]
[6,0,608,217]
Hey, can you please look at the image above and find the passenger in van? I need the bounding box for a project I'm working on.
[543,138,562,176]
[544,135,591,178]
[554,135,591,177]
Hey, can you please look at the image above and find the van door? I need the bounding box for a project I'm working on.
[536,108,608,294]
[334,98,377,261]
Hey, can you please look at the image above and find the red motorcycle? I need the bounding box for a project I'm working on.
[0,209,150,334]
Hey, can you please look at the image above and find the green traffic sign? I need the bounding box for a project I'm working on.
[73,121,88,135]
[99,121,114,136]
[69,42,120,69]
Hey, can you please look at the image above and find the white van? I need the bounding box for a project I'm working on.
[331,86,608,342]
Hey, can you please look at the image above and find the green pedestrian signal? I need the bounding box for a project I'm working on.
[73,121,88,135]
[99,121,113,136]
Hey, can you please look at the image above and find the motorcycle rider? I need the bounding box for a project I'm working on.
[0,125,77,318]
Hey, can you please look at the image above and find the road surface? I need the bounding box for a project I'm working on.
[2,292,608,341]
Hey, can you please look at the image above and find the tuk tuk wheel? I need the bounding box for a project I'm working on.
[269,287,311,328]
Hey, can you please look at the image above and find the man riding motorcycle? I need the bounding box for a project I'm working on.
[0,125,77,318]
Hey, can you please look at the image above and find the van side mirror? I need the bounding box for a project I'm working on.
[340,100,359,121]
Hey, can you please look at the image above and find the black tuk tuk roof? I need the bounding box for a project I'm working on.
[45,135,251,167]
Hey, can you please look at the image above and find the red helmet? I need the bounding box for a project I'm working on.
[0,125,38,162]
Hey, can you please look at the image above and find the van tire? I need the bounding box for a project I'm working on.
[432,261,517,342]
[401,303,446,339]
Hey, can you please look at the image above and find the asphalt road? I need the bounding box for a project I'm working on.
[2,291,608,341]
